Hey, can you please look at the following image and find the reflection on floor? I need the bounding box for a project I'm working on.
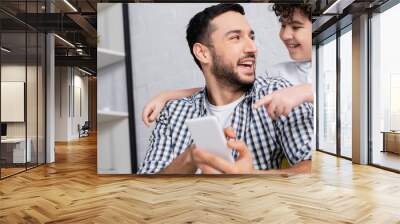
[0,135,400,223]
[373,150,400,171]
[0,167,25,178]
[0,162,43,179]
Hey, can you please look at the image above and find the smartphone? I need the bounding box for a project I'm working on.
[185,116,234,163]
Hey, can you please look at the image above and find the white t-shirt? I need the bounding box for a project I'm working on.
[205,95,245,128]
[265,61,313,88]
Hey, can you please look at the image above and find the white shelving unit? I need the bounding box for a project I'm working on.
[97,3,113,13]
[97,3,132,174]
[97,110,128,123]
[97,48,125,69]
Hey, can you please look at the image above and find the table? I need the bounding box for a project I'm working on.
[1,138,32,163]
[381,131,400,154]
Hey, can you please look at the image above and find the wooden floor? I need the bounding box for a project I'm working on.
[1,134,400,223]
[0,167,26,178]
[372,150,400,171]
[1,163,45,178]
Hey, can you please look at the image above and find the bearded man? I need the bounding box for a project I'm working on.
[138,3,313,174]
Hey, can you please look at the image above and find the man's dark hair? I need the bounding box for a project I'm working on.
[272,2,312,23]
[186,3,245,70]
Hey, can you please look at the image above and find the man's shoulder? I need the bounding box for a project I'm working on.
[254,75,293,93]
[164,88,204,112]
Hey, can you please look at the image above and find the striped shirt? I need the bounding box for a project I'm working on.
[138,76,314,174]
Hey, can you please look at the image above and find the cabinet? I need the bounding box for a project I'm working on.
[97,3,131,174]
[382,131,400,154]
[1,138,32,165]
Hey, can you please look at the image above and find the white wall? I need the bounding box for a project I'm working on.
[1,66,26,139]
[128,3,291,166]
[1,82,25,122]
[1,65,37,137]
[71,73,89,138]
[55,67,89,141]
[55,67,69,141]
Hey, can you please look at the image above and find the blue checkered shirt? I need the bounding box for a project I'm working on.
[138,76,314,174]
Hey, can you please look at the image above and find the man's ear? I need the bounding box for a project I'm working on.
[193,43,211,66]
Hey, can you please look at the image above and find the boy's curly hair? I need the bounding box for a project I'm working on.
[272,1,312,22]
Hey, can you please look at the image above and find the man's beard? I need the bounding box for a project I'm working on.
[210,50,255,92]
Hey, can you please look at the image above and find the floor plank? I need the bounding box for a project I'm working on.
[0,133,399,223]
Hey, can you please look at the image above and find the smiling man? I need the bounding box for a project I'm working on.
[138,3,314,174]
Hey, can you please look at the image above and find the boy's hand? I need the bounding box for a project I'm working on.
[141,88,201,127]
[142,95,167,127]
[253,84,312,120]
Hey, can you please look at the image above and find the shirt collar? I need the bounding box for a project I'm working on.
[196,86,254,115]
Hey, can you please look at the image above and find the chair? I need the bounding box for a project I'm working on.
[79,121,90,138]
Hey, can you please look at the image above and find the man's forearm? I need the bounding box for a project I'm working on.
[254,160,311,174]
[158,146,197,174]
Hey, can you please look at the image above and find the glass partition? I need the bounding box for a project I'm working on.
[0,1,46,179]
[1,30,28,177]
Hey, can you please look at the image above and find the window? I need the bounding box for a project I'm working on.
[318,36,337,155]
[339,27,352,158]
[370,2,400,171]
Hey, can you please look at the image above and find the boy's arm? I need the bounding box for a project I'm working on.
[142,88,201,126]
[253,84,313,120]
[301,84,314,103]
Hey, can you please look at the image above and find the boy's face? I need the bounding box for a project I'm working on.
[279,8,312,61]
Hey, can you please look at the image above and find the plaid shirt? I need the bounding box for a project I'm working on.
[138,76,314,174]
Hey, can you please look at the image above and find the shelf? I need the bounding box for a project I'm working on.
[98,110,128,123]
[97,48,125,69]
[97,3,114,13]
[98,170,125,175]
